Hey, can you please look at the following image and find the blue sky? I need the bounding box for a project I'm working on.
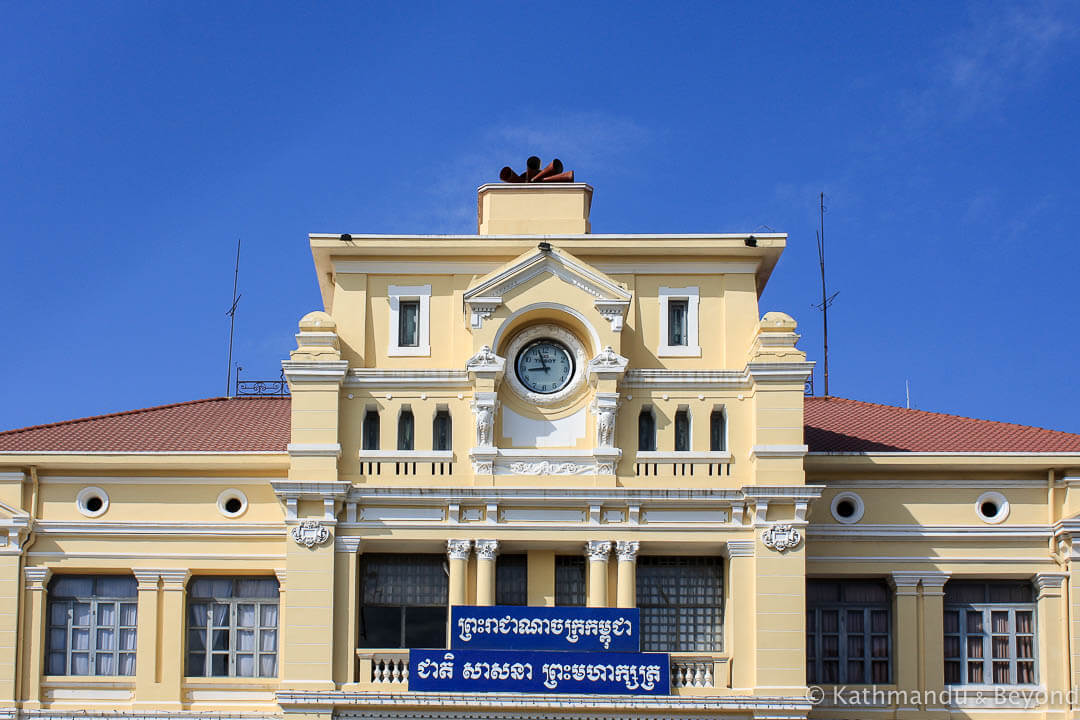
[2,1,1079,434]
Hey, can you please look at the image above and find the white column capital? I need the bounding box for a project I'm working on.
[23,565,51,590]
[585,540,612,562]
[726,540,755,558]
[615,541,639,562]
[132,569,162,591]
[1034,572,1067,597]
[447,539,473,561]
[157,569,191,589]
[475,539,499,561]
[888,572,923,595]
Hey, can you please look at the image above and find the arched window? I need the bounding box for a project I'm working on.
[674,409,691,451]
[362,409,380,451]
[710,409,726,451]
[397,409,414,451]
[638,408,656,451]
[433,410,452,451]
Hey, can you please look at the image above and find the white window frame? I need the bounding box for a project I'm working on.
[388,285,431,357]
[658,286,701,357]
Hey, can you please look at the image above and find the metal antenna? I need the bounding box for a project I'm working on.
[225,238,242,397]
[906,379,911,409]
[811,192,838,397]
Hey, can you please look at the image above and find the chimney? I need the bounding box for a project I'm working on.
[477,157,592,235]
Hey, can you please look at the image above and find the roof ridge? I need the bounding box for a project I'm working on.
[0,397,273,438]
[808,395,1080,438]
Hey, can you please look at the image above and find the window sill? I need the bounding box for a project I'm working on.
[657,345,701,358]
[635,451,731,463]
[358,450,454,462]
[42,676,134,686]
[182,677,280,685]
[388,346,431,357]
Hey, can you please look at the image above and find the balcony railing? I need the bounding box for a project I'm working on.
[357,649,726,691]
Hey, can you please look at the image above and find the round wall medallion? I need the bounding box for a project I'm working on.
[503,324,587,405]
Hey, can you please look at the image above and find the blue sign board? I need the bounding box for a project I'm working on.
[451,605,639,652]
[410,648,669,695]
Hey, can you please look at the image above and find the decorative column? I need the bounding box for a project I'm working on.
[446,540,472,647]
[333,538,361,686]
[21,566,50,710]
[447,540,471,607]
[132,570,161,708]
[919,572,950,718]
[585,541,612,608]
[725,540,755,691]
[889,572,922,719]
[615,541,639,608]
[156,570,189,709]
[475,540,499,606]
[1034,573,1068,713]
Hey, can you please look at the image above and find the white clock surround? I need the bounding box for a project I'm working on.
[503,324,588,406]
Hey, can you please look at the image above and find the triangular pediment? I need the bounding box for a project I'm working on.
[464,247,632,330]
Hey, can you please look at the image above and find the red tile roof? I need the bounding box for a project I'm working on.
[805,396,1080,453]
[0,397,290,453]
[0,395,1077,455]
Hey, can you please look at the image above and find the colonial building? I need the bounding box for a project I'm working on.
[1,164,1079,720]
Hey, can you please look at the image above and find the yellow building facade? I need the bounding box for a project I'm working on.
[1,176,1079,719]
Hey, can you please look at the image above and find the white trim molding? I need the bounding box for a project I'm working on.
[281,359,349,384]
[463,247,632,332]
[657,286,700,357]
[751,444,808,460]
[357,450,454,463]
[388,284,431,356]
[287,443,342,458]
[635,451,732,464]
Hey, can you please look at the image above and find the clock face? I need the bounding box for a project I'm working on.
[515,340,574,395]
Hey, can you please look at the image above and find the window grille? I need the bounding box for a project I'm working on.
[397,409,414,451]
[398,300,420,347]
[674,410,690,451]
[668,299,688,346]
[359,554,448,648]
[496,554,527,606]
[433,410,452,451]
[47,575,137,676]
[806,580,891,684]
[555,556,586,606]
[710,410,726,451]
[362,410,380,450]
[186,576,279,678]
[636,556,723,652]
[638,408,656,452]
[944,581,1035,685]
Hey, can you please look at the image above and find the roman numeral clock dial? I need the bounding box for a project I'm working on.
[515,340,574,395]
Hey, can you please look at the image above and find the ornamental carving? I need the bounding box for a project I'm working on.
[474,539,499,561]
[447,539,473,561]
[291,520,330,548]
[509,461,585,475]
[584,540,613,562]
[466,345,502,371]
[761,524,802,552]
[615,540,639,562]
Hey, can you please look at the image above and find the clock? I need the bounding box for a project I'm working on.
[515,339,574,394]
[503,324,587,405]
